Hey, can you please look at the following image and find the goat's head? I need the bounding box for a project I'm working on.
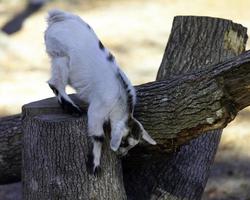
[110,116,156,156]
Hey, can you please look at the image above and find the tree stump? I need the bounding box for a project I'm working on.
[22,98,126,200]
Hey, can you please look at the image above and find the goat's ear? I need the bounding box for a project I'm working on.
[110,130,123,152]
[133,118,157,145]
[142,130,156,145]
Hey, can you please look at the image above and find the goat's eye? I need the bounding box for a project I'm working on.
[120,139,129,148]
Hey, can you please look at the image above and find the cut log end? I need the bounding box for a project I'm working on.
[22,103,127,200]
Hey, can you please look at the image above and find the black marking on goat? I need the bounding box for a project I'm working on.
[86,152,102,176]
[107,53,114,62]
[60,97,84,117]
[127,95,134,113]
[128,118,141,140]
[120,139,129,148]
[48,83,59,95]
[92,135,105,143]
[117,72,134,113]
[93,165,102,177]
[98,40,104,50]
[86,23,91,29]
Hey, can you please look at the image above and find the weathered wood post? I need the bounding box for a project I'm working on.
[22,97,127,200]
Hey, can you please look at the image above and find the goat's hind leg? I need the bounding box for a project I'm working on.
[48,56,83,116]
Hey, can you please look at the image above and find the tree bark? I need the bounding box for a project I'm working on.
[0,114,22,184]
[0,16,249,200]
[123,16,248,200]
[22,102,126,200]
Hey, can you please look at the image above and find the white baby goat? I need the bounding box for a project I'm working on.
[45,9,156,175]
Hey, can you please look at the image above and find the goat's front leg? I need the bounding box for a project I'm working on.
[86,104,106,176]
[48,56,83,116]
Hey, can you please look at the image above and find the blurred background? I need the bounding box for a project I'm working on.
[0,0,250,199]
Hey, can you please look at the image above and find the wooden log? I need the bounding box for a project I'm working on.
[123,16,248,200]
[22,101,126,200]
[0,114,22,184]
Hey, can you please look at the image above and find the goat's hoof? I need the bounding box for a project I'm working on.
[70,106,85,117]
[86,153,102,177]
[93,166,102,177]
[60,97,84,116]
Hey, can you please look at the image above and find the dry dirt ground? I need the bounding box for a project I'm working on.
[0,0,250,199]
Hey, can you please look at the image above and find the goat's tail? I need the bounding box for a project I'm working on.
[117,69,136,113]
[47,9,72,25]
